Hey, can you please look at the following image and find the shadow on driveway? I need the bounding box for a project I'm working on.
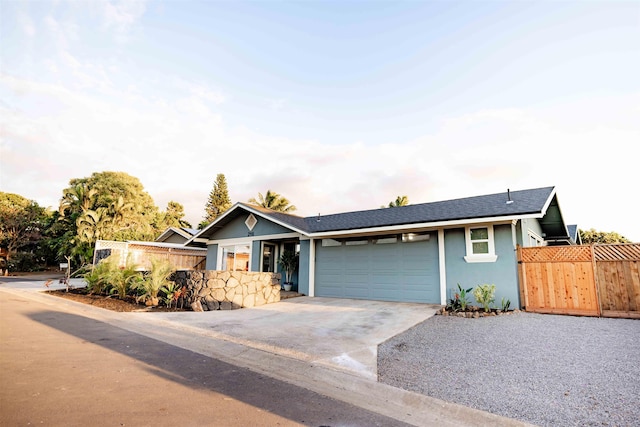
[18,307,410,426]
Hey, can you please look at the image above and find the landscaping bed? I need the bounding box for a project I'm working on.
[46,287,190,312]
[436,305,520,318]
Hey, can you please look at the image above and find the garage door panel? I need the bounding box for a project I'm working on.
[315,237,439,303]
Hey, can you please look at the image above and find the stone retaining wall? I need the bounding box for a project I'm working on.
[173,270,281,311]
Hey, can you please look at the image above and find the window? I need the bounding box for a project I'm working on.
[220,244,251,271]
[402,232,430,243]
[321,239,342,247]
[373,236,397,244]
[464,226,497,263]
[345,239,368,246]
[528,231,544,247]
[245,214,257,231]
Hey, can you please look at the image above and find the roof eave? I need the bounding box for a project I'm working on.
[307,213,543,238]
[236,203,310,236]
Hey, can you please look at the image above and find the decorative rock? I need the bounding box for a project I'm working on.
[212,288,225,301]
[191,300,204,312]
[232,294,243,308]
[244,294,255,308]
[174,270,283,311]
[204,297,219,311]
[247,282,257,295]
[227,277,240,288]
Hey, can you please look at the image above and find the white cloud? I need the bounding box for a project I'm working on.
[1,71,638,240]
[99,0,148,40]
[18,12,36,37]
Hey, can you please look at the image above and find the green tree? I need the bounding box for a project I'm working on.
[58,171,161,264]
[203,173,232,225]
[0,192,48,268]
[383,195,409,208]
[248,190,296,213]
[157,201,191,230]
[579,228,631,244]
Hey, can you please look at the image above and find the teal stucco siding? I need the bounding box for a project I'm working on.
[205,244,218,270]
[251,241,261,271]
[444,225,520,308]
[297,240,310,295]
[520,218,544,246]
[209,214,293,240]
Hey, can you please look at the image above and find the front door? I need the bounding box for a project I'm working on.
[262,243,277,272]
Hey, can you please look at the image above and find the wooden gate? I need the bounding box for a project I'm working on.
[518,244,640,318]
[594,245,640,318]
[518,245,599,316]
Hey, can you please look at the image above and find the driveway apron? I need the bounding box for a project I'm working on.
[136,296,441,379]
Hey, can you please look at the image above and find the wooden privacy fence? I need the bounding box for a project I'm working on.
[94,240,207,271]
[517,244,640,318]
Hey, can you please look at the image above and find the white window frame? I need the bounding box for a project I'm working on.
[527,231,544,247]
[217,242,252,271]
[464,225,498,263]
[260,241,278,273]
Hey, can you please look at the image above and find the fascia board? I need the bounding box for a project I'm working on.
[238,203,310,236]
[207,232,303,246]
[184,203,245,246]
[540,186,557,216]
[307,213,544,238]
[157,227,191,242]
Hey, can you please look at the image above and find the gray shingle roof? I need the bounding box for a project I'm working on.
[242,186,556,234]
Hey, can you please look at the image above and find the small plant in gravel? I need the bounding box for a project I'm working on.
[446,294,462,312]
[501,297,511,312]
[456,283,473,311]
[473,284,496,312]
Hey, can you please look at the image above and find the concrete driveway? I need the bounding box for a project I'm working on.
[137,297,440,379]
[0,275,439,378]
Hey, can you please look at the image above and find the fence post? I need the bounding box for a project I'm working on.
[516,244,527,310]
[591,244,603,317]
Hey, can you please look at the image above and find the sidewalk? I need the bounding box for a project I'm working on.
[0,277,534,427]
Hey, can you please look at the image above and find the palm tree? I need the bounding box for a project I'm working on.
[59,183,96,216]
[248,190,296,212]
[385,195,409,208]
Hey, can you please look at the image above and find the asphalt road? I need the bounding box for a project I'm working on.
[0,291,411,427]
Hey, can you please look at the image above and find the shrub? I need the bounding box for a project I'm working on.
[83,256,116,294]
[104,254,140,299]
[7,252,42,272]
[473,284,496,312]
[134,257,175,306]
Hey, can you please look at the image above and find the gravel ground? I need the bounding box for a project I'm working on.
[378,312,640,427]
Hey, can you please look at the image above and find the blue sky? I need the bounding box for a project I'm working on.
[1,0,639,240]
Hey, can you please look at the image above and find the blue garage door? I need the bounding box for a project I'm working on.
[315,234,440,303]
